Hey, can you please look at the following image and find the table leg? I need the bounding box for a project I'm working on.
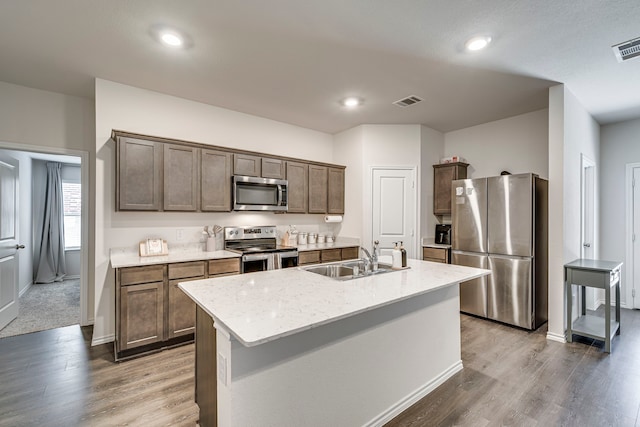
[605,286,611,353]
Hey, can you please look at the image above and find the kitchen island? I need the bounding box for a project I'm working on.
[179,259,489,427]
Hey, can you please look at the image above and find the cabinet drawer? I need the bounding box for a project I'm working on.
[321,249,342,263]
[208,258,241,276]
[299,250,321,265]
[169,261,206,280]
[423,247,447,261]
[120,265,165,286]
[424,257,446,264]
[341,247,358,260]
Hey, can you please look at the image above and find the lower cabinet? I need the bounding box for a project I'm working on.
[115,258,240,361]
[422,247,451,264]
[298,246,359,266]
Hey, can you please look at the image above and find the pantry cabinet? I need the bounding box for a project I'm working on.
[433,162,468,215]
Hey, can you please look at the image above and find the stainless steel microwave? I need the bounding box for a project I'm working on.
[233,175,288,211]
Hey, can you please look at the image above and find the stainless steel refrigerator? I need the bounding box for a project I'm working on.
[451,173,548,330]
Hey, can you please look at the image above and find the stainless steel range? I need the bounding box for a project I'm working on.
[224,225,298,273]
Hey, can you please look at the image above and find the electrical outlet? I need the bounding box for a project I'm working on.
[176,229,185,241]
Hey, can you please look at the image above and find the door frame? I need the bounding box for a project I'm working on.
[0,141,91,326]
[580,154,598,310]
[626,162,640,309]
[369,166,418,258]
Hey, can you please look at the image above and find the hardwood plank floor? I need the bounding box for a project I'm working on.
[0,309,639,426]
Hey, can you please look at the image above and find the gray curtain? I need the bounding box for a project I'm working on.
[34,162,66,283]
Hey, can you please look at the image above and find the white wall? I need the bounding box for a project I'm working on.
[94,79,336,344]
[420,126,445,237]
[444,109,549,179]
[547,85,600,341]
[0,81,94,321]
[333,126,364,240]
[600,117,640,307]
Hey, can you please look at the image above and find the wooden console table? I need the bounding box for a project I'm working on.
[565,259,622,353]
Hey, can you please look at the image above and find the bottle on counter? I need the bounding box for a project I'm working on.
[399,241,407,268]
[391,242,402,270]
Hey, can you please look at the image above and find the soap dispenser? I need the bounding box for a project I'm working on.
[399,241,407,268]
[391,242,402,270]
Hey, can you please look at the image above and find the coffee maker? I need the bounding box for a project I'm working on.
[435,224,451,245]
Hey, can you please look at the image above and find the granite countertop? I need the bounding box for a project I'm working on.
[179,259,489,347]
[421,237,452,249]
[110,247,241,269]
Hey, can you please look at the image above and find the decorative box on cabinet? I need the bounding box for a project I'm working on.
[433,162,468,215]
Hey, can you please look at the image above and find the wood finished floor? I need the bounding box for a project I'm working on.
[0,309,638,426]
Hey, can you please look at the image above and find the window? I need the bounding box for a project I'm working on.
[62,181,81,249]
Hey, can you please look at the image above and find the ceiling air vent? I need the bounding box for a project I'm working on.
[393,95,423,107]
[612,37,640,63]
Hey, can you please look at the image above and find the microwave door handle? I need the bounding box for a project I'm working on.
[277,185,283,206]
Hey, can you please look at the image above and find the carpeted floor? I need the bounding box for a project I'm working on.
[0,279,80,339]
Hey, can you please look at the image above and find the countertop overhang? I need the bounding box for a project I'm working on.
[179,259,489,347]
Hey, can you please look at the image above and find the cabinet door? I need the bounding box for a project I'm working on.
[234,154,261,177]
[168,279,197,339]
[433,163,467,215]
[120,281,164,350]
[208,258,241,276]
[117,137,162,211]
[321,249,342,263]
[201,149,232,211]
[262,158,285,179]
[341,247,358,260]
[164,144,198,211]
[308,165,328,213]
[298,250,321,265]
[286,161,308,213]
[327,167,345,214]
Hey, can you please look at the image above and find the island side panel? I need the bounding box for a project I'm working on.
[195,305,217,427]
[218,284,461,427]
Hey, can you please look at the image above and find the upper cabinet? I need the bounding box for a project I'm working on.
[113,131,345,215]
[433,162,468,215]
[164,144,198,211]
[233,154,261,177]
[286,161,308,213]
[117,137,163,211]
[308,165,328,213]
[327,167,345,214]
[201,149,232,211]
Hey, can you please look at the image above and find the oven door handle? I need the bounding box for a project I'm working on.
[242,253,270,262]
[279,251,298,259]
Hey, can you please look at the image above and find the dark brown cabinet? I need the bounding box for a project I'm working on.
[261,158,285,179]
[201,149,232,211]
[286,161,308,213]
[164,144,198,211]
[298,247,359,265]
[327,167,345,214]
[433,162,468,215]
[115,257,241,360]
[117,137,163,211]
[308,165,328,213]
[233,153,261,177]
[423,246,450,264]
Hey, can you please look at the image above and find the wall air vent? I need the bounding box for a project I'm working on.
[393,95,423,107]
[612,37,640,63]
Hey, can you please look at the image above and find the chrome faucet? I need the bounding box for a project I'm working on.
[372,240,379,271]
[360,241,380,273]
[360,246,373,273]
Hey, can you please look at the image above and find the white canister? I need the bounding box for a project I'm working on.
[317,234,325,243]
[298,232,308,245]
[308,233,317,244]
[206,236,216,252]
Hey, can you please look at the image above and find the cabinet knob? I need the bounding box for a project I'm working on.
[16,244,25,249]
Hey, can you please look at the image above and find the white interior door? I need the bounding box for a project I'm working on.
[633,166,640,309]
[0,154,19,331]
[580,155,597,311]
[372,168,416,259]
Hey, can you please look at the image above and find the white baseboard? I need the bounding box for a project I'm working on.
[91,333,115,346]
[18,282,33,297]
[64,275,81,280]
[546,331,566,343]
[365,360,464,427]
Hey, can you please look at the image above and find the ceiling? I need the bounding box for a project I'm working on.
[1,1,639,134]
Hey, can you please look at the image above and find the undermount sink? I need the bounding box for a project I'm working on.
[303,260,398,281]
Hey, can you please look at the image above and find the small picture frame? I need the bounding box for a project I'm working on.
[139,238,168,257]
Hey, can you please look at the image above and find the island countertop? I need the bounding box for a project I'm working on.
[179,259,489,347]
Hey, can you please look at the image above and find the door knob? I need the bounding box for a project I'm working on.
[583,243,591,248]
[15,244,25,249]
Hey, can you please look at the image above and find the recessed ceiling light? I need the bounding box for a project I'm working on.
[342,97,362,107]
[160,32,183,47]
[465,36,492,52]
